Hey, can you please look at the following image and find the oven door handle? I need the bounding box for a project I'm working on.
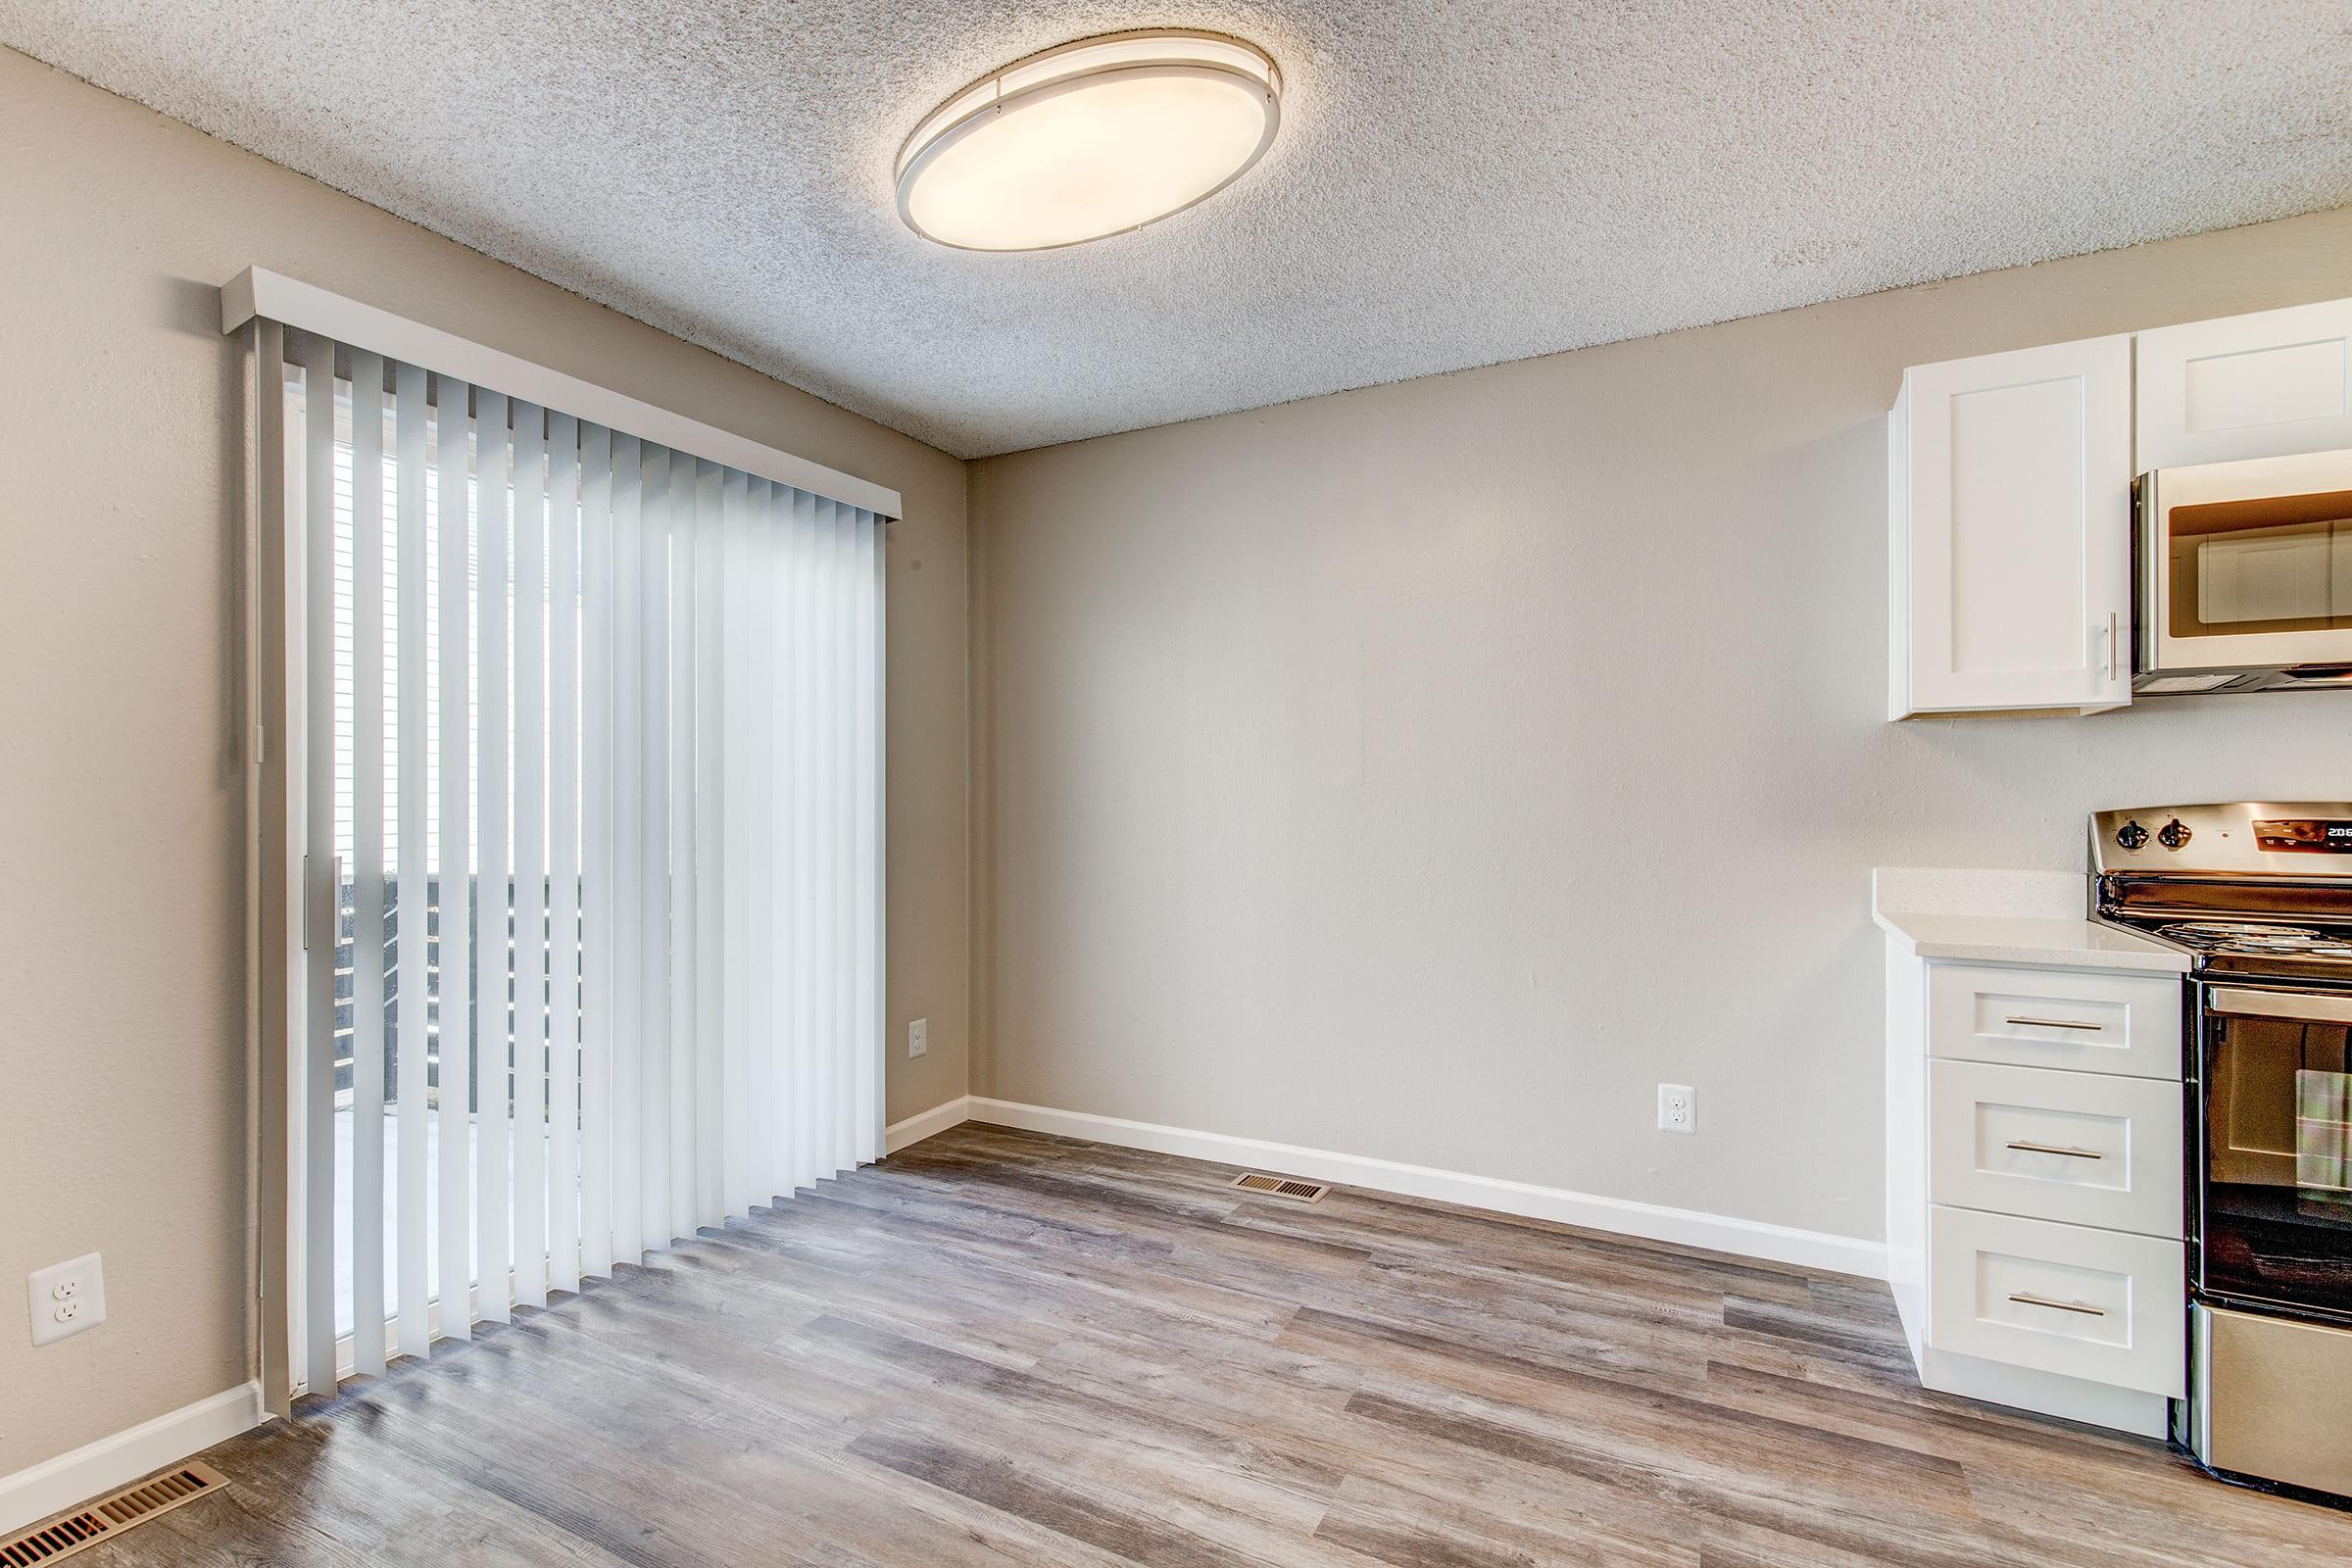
[2209,987,2352,1025]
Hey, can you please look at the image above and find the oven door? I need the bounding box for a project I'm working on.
[2197,983,2352,1319]
[2140,449,2352,679]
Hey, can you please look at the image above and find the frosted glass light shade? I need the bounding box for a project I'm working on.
[896,31,1282,252]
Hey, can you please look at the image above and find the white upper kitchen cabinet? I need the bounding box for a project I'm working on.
[1887,334,2133,718]
[2137,298,2352,471]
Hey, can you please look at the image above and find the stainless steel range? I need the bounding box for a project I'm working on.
[2093,803,2352,1501]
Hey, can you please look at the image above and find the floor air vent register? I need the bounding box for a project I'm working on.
[1230,1171,1331,1202]
[0,1462,227,1565]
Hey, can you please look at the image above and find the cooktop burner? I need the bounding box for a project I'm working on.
[2153,921,2352,959]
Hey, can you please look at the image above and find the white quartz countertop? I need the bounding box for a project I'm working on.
[1872,867,2191,974]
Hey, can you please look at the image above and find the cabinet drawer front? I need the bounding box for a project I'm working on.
[1927,963,2181,1079]
[1929,1207,2183,1396]
[1928,1060,2182,1236]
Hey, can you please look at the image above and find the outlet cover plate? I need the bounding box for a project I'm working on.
[908,1018,929,1059]
[1657,1084,1695,1135]
[28,1251,105,1348]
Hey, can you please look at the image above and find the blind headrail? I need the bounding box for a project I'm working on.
[220,267,902,518]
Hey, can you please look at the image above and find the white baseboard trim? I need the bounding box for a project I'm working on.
[0,1381,263,1536]
[962,1098,1887,1281]
[884,1094,974,1153]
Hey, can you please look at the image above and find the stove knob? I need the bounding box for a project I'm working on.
[2115,820,2149,852]
[2158,817,2192,851]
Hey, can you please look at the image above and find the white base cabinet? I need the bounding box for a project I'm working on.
[1886,336,2132,718]
[1887,947,2185,1436]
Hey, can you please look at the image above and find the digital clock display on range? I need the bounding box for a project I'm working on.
[2253,819,2352,854]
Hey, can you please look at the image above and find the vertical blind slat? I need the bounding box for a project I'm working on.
[393,360,431,1360]
[667,457,699,1240]
[610,434,645,1265]
[695,460,727,1228]
[350,351,388,1377]
[300,339,339,1396]
[511,404,549,1311]
[829,502,856,1171]
[718,469,752,1217]
[784,491,807,1183]
[638,445,672,1256]
[780,484,808,1194]
[857,507,884,1162]
[474,389,514,1325]
[800,496,827,1184]
[751,484,776,1198]
[548,411,582,1294]
[434,375,474,1342]
[809,498,835,1179]
[577,423,614,1279]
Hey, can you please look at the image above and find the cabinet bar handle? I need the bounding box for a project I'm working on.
[2008,1292,2105,1317]
[2005,1140,2103,1159]
[2004,1015,2102,1031]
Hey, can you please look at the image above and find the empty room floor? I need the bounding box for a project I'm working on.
[75,1124,2352,1567]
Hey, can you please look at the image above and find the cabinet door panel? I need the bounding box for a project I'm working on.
[2138,299,2352,470]
[1898,335,2132,714]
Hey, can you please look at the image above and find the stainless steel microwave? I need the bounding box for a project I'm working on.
[2135,448,2352,695]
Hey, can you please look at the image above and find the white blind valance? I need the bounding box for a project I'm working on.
[225,267,900,518]
[268,322,884,1392]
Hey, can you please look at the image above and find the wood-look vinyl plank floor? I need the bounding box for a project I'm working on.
[65,1122,2352,1567]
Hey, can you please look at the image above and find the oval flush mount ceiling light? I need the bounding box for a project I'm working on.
[896,30,1282,252]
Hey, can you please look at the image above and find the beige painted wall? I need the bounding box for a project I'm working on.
[969,204,2352,1249]
[0,49,968,1477]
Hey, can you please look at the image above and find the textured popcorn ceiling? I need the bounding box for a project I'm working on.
[7,2,2350,457]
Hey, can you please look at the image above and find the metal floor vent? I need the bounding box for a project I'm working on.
[1,1462,227,1565]
[1231,1171,1331,1202]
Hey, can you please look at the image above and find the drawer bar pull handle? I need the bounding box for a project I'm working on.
[2004,1015,2103,1031]
[2004,1140,2104,1159]
[2009,1292,2105,1317]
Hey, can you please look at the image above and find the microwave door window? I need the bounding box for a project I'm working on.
[2169,489,2352,640]
[2198,530,2338,624]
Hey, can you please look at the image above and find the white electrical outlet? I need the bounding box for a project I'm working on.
[908,1017,929,1059]
[27,1252,105,1348]
[1657,1084,1695,1135]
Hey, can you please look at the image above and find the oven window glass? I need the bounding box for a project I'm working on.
[2203,1005,2352,1310]
[2168,489,2352,639]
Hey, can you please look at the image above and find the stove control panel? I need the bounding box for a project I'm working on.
[2254,818,2352,854]
[2093,802,2352,877]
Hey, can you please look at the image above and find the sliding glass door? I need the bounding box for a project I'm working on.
[270,329,884,1395]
